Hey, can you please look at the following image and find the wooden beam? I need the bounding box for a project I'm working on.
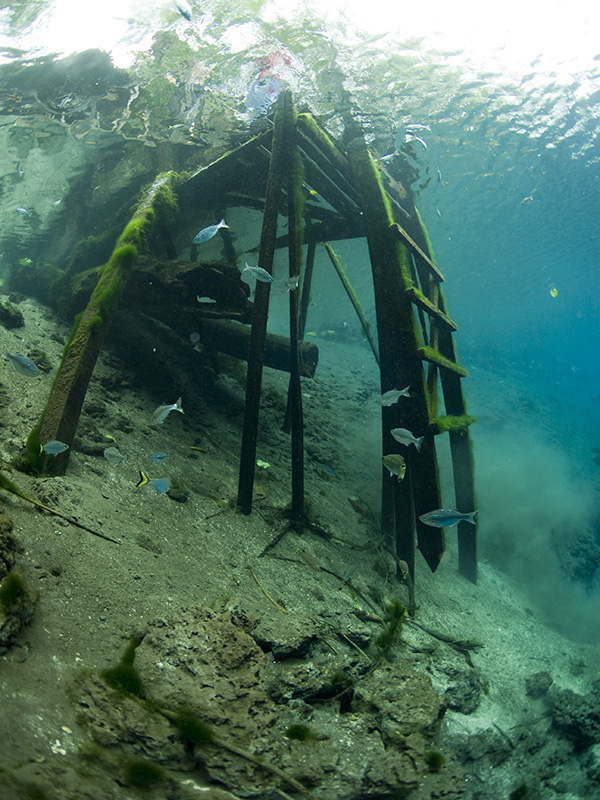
[390,223,445,282]
[417,346,468,377]
[405,287,458,331]
[19,173,180,477]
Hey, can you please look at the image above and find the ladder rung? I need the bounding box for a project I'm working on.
[418,346,468,376]
[429,414,478,435]
[405,288,458,331]
[390,223,445,282]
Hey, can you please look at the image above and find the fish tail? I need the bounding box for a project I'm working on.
[220,218,229,228]
[136,471,149,488]
[466,511,478,525]
[175,397,184,414]
[415,437,424,452]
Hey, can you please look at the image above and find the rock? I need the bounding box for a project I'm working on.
[0,300,25,329]
[549,684,600,750]
[70,607,464,799]
[456,726,513,767]
[0,567,38,655]
[444,666,484,714]
[251,612,320,658]
[352,659,445,739]
[525,671,553,699]
[0,512,22,576]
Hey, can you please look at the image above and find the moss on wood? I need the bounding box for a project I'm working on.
[19,173,180,476]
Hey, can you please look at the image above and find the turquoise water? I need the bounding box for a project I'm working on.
[1,1,599,637]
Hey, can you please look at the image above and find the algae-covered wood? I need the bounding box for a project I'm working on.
[19,173,179,477]
[343,122,444,575]
[236,105,285,515]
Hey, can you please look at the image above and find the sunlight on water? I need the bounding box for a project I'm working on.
[3,0,600,76]
[309,0,600,69]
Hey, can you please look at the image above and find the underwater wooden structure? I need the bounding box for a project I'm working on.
[20,89,477,587]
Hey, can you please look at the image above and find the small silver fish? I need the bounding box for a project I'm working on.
[405,132,427,149]
[391,427,424,451]
[42,440,69,456]
[285,275,299,291]
[193,219,228,244]
[173,0,192,19]
[15,207,29,216]
[520,195,534,206]
[151,397,184,425]
[4,351,40,377]
[377,386,410,406]
[242,263,274,283]
[419,508,477,528]
[104,446,126,466]
[382,453,406,482]
[196,295,216,304]
[397,559,410,581]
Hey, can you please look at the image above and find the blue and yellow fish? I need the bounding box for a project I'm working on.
[136,471,171,494]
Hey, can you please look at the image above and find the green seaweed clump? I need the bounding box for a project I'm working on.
[100,635,144,697]
[27,348,53,373]
[175,709,215,746]
[285,723,317,742]
[430,414,477,434]
[122,756,165,789]
[509,782,540,800]
[0,569,27,610]
[375,599,407,661]
[424,750,445,772]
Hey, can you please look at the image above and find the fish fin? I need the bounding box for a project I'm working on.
[136,471,149,488]
[175,397,184,414]
[220,218,229,228]
[416,437,424,452]
[467,511,478,525]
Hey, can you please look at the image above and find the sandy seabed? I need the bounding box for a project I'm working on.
[1,294,599,800]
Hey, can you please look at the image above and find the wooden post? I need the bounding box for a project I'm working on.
[298,241,315,342]
[236,99,284,514]
[407,215,478,584]
[343,120,444,576]
[282,93,305,521]
[437,307,478,584]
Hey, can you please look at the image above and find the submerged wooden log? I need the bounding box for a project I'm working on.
[119,256,254,324]
[64,256,253,323]
[17,173,180,477]
[197,319,318,378]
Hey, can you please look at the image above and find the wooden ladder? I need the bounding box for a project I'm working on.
[343,122,478,585]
